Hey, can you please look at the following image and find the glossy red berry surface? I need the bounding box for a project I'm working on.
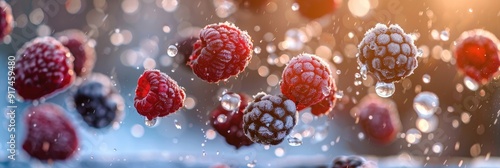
[134,69,185,120]
[453,29,500,84]
[296,0,342,20]
[188,22,253,83]
[281,53,334,110]
[357,24,419,83]
[210,92,254,149]
[355,94,401,144]
[14,36,75,100]
[310,81,337,116]
[55,29,96,77]
[22,103,79,161]
[0,1,13,41]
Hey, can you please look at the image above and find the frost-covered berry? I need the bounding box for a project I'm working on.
[357,24,419,83]
[243,92,298,145]
[453,29,500,85]
[55,29,96,77]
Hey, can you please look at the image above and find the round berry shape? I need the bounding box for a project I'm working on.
[188,22,253,83]
[14,36,75,100]
[281,53,334,110]
[211,92,254,149]
[310,81,337,116]
[355,94,401,144]
[134,69,185,120]
[74,73,124,128]
[296,0,342,20]
[22,103,79,161]
[357,23,419,83]
[176,36,199,70]
[0,1,13,41]
[243,92,298,145]
[55,29,96,77]
[331,155,368,168]
[453,29,500,84]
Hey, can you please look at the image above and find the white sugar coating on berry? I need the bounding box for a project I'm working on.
[268,96,283,104]
[363,32,377,45]
[260,113,274,123]
[370,24,388,35]
[303,62,315,71]
[258,127,273,137]
[274,107,285,118]
[284,116,294,129]
[376,34,390,45]
[273,120,284,130]
[401,43,411,55]
[387,43,400,55]
[300,72,315,82]
[390,33,404,43]
[258,100,274,112]
[388,24,404,34]
[283,100,296,112]
[276,131,287,141]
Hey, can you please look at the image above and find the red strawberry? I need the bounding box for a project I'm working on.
[14,36,75,100]
[134,69,185,120]
[22,103,79,161]
[55,29,96,77]
[188,22,253,83]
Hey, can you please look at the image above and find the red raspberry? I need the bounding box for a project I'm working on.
[134,69,185,120]
[453,29,500,85]
[55,29,96,77]
[296,0,342,20]
[0,1,13,40]
[22,103,79,161]
[354,94,401,144]
[188,22,253,83]
[176,36,199,70]
[210,92,254,149]
[357,24,419,83]
[310,81,337,116]
[280,53,334,110]
[14,36,75,100]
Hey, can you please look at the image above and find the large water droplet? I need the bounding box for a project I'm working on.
[167,45,178,57]
[405,128,422,144]
[220,92,241,111]
[413,91,439,118]
[174,119,182,129]
[217,114,227,123]
[422,74,431,84]
[288,137,302,146]
[375,82,395,98]
[464,76,479,91]
[145,117,158,127]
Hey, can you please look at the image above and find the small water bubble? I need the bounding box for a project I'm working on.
[167,45,178,57]
[287,137,302,146]
[413,92,439,118]
[422,74,431,84]
[174,119,182,129]
[145,117,158,127]
[254,46,261,54]
[375,82,395,98]
[440,30,449,41]
[464,76,479,91]
[220,92,241,111]
[291,3,299,11]
[416,49,424,57]
[354,73,361,78]
[360,65,367,80]
[432,142,443,153]
[266,43,276,53]
[357,132,365,140]
[312,125,328,143]
[247,160,256,168]
[334,90,344,99]
[217,114,227,123]
[405,128,422,144]
[90,156,94,159]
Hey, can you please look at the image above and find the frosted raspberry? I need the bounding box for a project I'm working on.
[134,69,185,120]
[296,0,342,20]
[0,1,13,41]
[310,81,337,116]
[453,29,500,85]
[14,36,75,100]
[243,92,298,145]
[354,94,401,144]
[357,24,419,83]
[188,22,253,83]
[211,92,254,149]
[280,53,334,110]
[22,103,79,161]
[55,29,96,77]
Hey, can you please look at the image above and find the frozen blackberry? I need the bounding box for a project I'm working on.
[331,155,367,168]
[357,24,419,83]
[74,73,124,128]
[243,92,298,145]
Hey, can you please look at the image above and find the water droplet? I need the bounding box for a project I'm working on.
[90,156,94,160]
[287,137,302,146]
[464,76,479,91]
[312,125,328,143]
[254,46,261,54]
[432,142,443,153]
[247,160,256,168]
[357,132,365,140]
[274,148,285,157]
[440,30,449,41]
[266,43,276,53]
[375,82,395,98]
[334,90,344,99]
[145,117,158,127]
[416,49,424,57]
[220,92,241,111]
[413,91,439,118]
[354,73,361,78]
[283,29,307,51]
[360,65,368,80]
[291,3,299,11]
[422,74,431,83]
[416,116,439,133]
[405,128,422,144]
[217,114,227,123]
[174,119,182,129]
[167,45,178,57]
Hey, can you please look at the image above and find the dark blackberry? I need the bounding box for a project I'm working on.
[74,73,124,128]
[243,92,298,145]
[357,24,419,83]
[331,155,366,168]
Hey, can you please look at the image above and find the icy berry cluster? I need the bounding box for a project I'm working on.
[0,0,13,41]
[134,69,185,120]
[22,103,79,161]
[355,94,401,144]
[453,29,500,85]
[188,22,253,83]
[55,29,96,77]
[357,24,419,83]
[211,92,254,149]
[74,73,124,128]
[14,36,75,100]
[331,155,371,168]
[243,92,298,145]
